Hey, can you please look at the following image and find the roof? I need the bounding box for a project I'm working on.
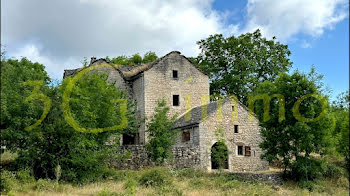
[63,51,208,80]
[173,97,256,129]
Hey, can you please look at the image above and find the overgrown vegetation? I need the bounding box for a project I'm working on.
[146,99,178,165]
[106,51,158,66]
[194,29,292,103]
[1,29,349,195]
[1,56,138,183]
[1,167,348,195]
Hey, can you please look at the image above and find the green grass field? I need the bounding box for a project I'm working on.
[1,167,349,196]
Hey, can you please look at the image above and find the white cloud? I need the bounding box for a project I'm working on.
[11,44,80,80]
[2,0,237,80]
[2,0,348,80]
[242,0,349,41]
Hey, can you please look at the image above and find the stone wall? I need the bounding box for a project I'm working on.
[143,52,209,143]
[198,98,269,172]
[112,145,201,170]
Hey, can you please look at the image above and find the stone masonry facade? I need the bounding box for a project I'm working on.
[63,51,269,172]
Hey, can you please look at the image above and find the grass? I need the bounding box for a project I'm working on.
[1,167,348,196]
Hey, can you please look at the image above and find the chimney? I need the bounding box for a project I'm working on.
[90,56,97,64]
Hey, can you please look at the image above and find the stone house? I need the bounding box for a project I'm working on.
[64,51,268,172]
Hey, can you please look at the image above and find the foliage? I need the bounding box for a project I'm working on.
[107,51,158,66]
[196,29,292,103]
[0,170,17,193]
[139,167,172,187]
[146,99,177,165]
[0,151,18,165]
[1,57,51,150]
[142,51,158,63]
[1,56,138,183]
[211,140,228,170]
[290,157,325,181]
[331,91,349,170]
[1,167,348,195]
[254,69,334,179]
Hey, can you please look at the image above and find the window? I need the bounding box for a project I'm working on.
[245,146,251,157]
[173,95,179,106]
[237,145,243,156]
[182,131,190,142]
[122,133,136,145]
[172,70,178,78]
[234,125,239,133]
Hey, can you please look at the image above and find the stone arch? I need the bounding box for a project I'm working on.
[211,141,229,169]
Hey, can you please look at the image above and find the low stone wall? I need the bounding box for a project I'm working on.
[112,145,201,170]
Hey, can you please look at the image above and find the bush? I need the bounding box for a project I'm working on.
[124,178,137,195]
[139,167,172,187]
[298,180,315,191]
[17,169,35,183]
[146,99,177,165]
[290,157,325,181]
[0,170,18,193]
[323,161,345,178]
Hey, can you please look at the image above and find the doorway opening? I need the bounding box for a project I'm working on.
[211,141,229,169]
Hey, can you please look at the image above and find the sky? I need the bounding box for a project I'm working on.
[1,0,349,100]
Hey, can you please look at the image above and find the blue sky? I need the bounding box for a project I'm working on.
[212,1,349,100]
[2,0,349,100]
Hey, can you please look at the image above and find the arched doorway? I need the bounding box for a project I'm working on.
[211,141,229,169]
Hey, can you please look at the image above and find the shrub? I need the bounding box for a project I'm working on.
[0,170,18,193]
[323,161,345,178]
[290,157,325,181]
[146,99,177,165]
[17,169,35,183]
[139,167,172,187]
[124,178,137,195]
[298,180,315,191]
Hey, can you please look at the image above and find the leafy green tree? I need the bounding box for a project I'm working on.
[108,52,157,66]
[142,51,158,63]
[1,57,138,182]
[1,57,51,149]
[109,55,129,65]
[196,29,292,103]
[331,91,349,170]
[146,99,177,165]
[253,69,334,180]
[128,54,142,65]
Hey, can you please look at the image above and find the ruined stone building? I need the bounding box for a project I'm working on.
[64,51,268,172]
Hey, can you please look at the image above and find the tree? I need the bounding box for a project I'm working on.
[253,69,334,180]
[146,99,177,165]
[142,51,158,63]
[1,57,138,182]
[1,57,51,150]
[331,91,349,170]
[196,29,292,103]
[108,52,157,66]
[128,53,142,65]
